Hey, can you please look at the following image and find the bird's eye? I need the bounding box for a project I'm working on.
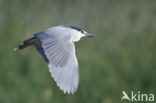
[81,30,84,33]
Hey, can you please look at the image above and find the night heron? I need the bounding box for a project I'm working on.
[14,25,95,94]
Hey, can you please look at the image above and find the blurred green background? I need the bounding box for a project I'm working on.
[0,0,156,103]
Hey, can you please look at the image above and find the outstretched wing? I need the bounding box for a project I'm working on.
[34,30,79,94]
[48,43,79,94]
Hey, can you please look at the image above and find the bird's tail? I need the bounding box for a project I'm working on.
[13,37,41,51]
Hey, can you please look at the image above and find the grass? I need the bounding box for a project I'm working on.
[0,0,156,103]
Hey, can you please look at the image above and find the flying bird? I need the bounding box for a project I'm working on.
[14,25,95,94]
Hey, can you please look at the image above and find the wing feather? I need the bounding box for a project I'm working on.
[34,27,79,94]
[47,43,79,94]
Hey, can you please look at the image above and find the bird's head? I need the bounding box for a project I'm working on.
[63,25,95,42]
[68,26,95,38]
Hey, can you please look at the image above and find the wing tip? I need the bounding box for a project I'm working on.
[48,63,79,95]
[55,77,78,95]
[59,85,77,94]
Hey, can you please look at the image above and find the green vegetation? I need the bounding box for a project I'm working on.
[0,0,156,103]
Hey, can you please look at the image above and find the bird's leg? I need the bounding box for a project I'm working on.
[13,37,41,51]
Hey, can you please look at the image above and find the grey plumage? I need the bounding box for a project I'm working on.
[34,29,72,68]
[35,43,49,63]
[14,25,95,94]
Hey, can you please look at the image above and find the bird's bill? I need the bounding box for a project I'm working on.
[85,33,96,37]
